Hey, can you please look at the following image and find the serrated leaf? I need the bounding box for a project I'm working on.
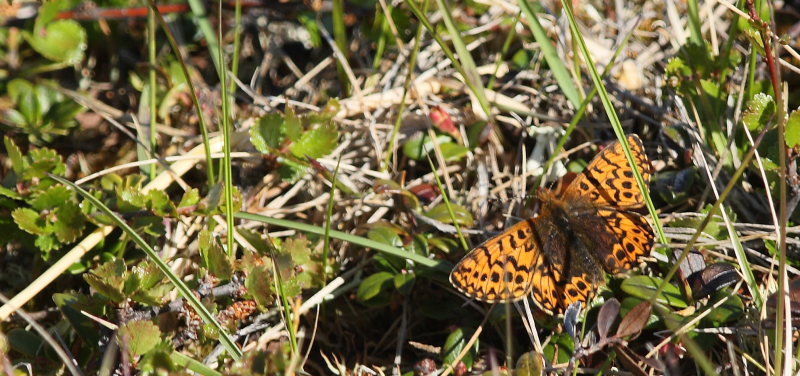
[290,122,338,158]
[284,107,302,141]
[742,93,775,131]
[12,207,48,235]
[250,113,286,152]
[245,265,275,310]
[0,186,21,200]
[283,237,311,265]
[53,201,84,243]
[118,187,147,211]
[84,259,126,303]
[178,188,200,208]
[4,136,25,176]
[786,109,800,147]
[620,276,688,308]
[204,238,233,280]
[35,235,58,256]
[26,147,66,179]
[30,185,73,210]
[24,20,87,64]
[118,320,161,357]
[356,271,394,304]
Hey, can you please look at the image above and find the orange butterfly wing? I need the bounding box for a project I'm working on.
[450,134,655,312]
[449,219,559,309]
[563,134,652,209]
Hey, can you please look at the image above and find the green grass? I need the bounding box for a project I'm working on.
[0,0,796,374]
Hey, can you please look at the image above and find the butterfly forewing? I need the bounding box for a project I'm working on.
[449,219,547,303]
[563,135,652,209]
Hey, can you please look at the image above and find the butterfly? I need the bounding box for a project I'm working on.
[449,134,655,313]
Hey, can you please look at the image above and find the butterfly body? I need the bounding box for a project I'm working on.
[450,135,655,313]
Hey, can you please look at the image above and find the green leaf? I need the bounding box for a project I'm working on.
[139,341,177,373]
[515,351,545,376]
[53,292,102,346]
[704,293,744,325]
[30,185,72,210]
[424,203,475,227]
[620,276,688,308]
[204,237,233,280]
[6,328,42,358]
[118,186,147,211]
[24,20,87,64]
[393,272,416,295]
[83,259,127,303]
[284,107,303,142]
[742,93,775,131]
[245,265,275,310]
[12,207,47,235]
[146,190,174,216]
[290,122,339,158]
[442,327,477,370]
[786,109,800,147]
[118,320,161,357]
[250,113,286,152]
[403,134,451,161]
[4,136,26,176]
[52,201,84,243]
[283,237,312,265]
[367,226,405,248]
[35,235,58,256]
[356,271,394,304]
[26,147,66,179]
[438,142,469,162]
[178,188,200,209]
[277,159,308,183]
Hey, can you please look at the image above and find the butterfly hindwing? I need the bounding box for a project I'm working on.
[449,219,543,303]
[596,209,654,273]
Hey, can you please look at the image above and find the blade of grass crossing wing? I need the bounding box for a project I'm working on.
[518,0,581,108]
[50,174,242,360]
[559,0,665,245]
[559,3,718,374]
[536,21,638,191]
